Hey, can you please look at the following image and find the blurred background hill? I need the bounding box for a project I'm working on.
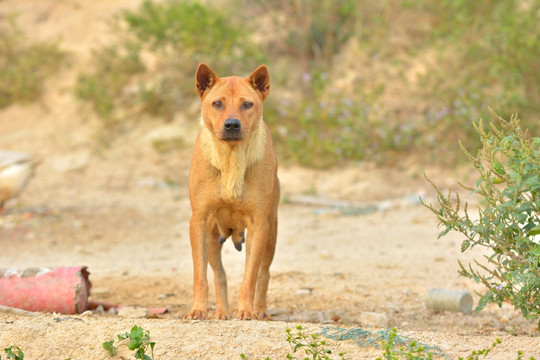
[1,0,539,170]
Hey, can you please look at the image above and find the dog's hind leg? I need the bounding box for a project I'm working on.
[209,225,230,319]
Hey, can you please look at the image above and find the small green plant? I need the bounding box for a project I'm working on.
[458,338,501,360]
[423,111,540,329]
[103,325,155,360]
[285,325,348,360]
[1,346,24,360]
[457,337,536,360]
[376,328,433,360]
[0,15,66,109]
[240,325,347,360]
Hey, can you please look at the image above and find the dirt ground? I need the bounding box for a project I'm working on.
[0,1,538,359]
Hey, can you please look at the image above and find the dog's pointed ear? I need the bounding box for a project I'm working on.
[248,65,270,100]
[196,63,219,98]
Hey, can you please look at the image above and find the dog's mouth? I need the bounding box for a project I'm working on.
[220,132,243,142]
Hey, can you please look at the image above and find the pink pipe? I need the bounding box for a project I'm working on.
[0,266,91,314]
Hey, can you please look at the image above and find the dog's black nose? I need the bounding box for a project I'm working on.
[224,118,241,132]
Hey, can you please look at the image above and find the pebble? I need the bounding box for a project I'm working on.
[158,293,175,299]
[117,306,149,318]
[270,309,341,323]
[79,310,93,317]
[294,288,313,296]
[360,311,388,328]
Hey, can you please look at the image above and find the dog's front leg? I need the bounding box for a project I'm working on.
[185,216,211,320]
[236,220,269,320]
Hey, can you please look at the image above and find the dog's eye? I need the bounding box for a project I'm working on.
[242,101,253,109]
[212,101,222,108]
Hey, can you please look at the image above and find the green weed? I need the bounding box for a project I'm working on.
[240,327,536,360]
[75,0,263,136]
[420,0,540,153]
[0,15,66,109]
[265,80,419,167]
[246,0,359,67]
[74,0,540,166]
[457,338,501,360]
[75,44,145,122]
[423,111,540,329]
[376,328,434,360]
[102,325,155,360]
[240,325,348,360]
[1,346,24,360]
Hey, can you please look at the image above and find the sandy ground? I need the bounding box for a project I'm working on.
[0,1,539,359]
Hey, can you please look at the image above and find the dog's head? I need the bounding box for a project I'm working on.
[195,63,270,143]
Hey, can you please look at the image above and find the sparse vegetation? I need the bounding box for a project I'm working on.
[72,0,539,166]
[419,1,540,154]
[2,328,537,360]
[376,328,435,360]
[240,327,537,360]
[423,111,540,330]
[0,15,66,109]
[75,0,263,139]
[240,325,348,360]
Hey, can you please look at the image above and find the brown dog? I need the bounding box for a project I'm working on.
[185,63,279,320]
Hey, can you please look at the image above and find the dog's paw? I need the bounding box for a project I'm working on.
[213,309,230,320]
[184,309,207,320]
[235,309,255,320]
[254,309,271,320]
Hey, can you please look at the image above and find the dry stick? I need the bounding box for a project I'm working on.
[0,304,38,317]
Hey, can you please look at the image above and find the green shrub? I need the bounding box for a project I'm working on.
[0,16,66,108]
[265,78,417,168]
[75,44,145,121]
[420,0,540,153]
[75,0,263,130]
[423,111,540,329]
[247,0,359,67]
[74,0,540,168]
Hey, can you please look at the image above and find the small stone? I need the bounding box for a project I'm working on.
[294,288,313,296]
[158,293,175,299]
[91,287,110,296]
[360,311,388,328]
[79,310,93,317]
[118,306,149,318]
[107,307,118,315]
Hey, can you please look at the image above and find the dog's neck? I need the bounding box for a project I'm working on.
[200,120,266,200]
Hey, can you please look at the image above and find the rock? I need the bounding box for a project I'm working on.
[286,309,341,323]
[360,312,388,328]
[50,152,89,172]
[117,306,149,318]
[79,310,93,317]
[294,288,312,296]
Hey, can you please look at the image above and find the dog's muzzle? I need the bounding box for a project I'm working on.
[222,118,242,141]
